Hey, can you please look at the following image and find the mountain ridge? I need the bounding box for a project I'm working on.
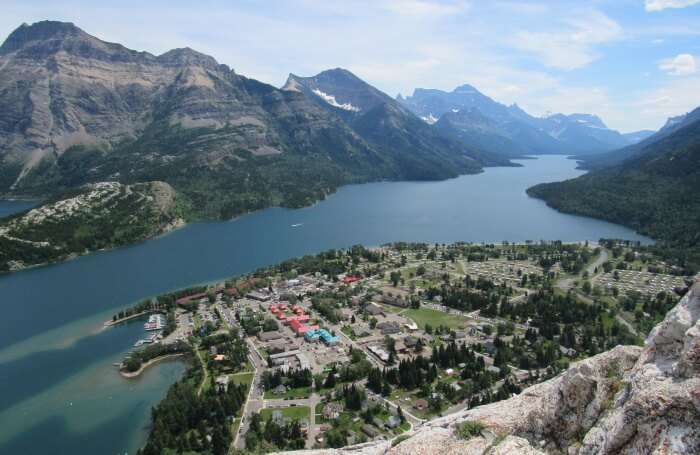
[398,85,643,157]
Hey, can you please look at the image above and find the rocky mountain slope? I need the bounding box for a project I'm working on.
[0,21,498,220]
[276,280,700,455]
[398,85,641,156]
[283,69,510,178]
[0,180,184,271]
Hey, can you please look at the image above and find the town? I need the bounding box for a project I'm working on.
[112,240,694,455]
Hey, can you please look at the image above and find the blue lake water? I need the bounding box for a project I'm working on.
[0,155,649,454]
[0,199,38,218]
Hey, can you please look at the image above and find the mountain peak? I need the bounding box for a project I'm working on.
[1,20,85,54]
[157,47,221,70]
[453,83,479,94]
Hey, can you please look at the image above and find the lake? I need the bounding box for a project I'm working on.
[0,155,649,454]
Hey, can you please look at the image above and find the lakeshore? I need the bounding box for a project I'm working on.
[119,353,187,379]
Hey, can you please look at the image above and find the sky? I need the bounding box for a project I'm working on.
[1,0,700,132]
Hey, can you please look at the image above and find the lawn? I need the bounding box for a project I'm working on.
[260,406,310,423]
[404,308,468,330]
[232,372,255,386]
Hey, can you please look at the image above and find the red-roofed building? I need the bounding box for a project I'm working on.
[176,292,208,306]
[343,275,361,284]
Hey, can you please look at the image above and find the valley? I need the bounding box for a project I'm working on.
[1,9,699,455]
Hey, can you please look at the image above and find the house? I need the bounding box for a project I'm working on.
[365,303,383,316]
[394,340,407,353]
[404,322,418,331]
[413,399,429,411]
[361,424,380,438]
[215,375,230,392]
[322,402,343,420]
[213,354,226,362]
[403,335,419,348]
[377,321,401,335]
[386,415,402,429]
[367,345,390,362]
[272,384,287,395]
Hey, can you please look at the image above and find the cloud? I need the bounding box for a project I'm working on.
[659,53,697,75]
[645,0,700,12]
[381,0,469,17]
[638,76,700,124]
[512,9,622,70]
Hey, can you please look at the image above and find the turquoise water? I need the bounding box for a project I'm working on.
[0,156,649,454]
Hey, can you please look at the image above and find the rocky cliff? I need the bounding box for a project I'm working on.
[281,281,700,455]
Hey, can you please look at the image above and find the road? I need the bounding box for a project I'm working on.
[233,338,266,450]
[557,248,609,292]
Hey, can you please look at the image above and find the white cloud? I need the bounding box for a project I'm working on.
[645,0,700,12]
[512,9,622,70]
[638,76,700,126]
[659,53,697,75]
[381,0,469,17]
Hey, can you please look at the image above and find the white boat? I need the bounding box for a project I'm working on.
[291,223,303,228]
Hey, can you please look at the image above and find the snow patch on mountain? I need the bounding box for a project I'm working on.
[420,113,439,124]
[312,89,360,112]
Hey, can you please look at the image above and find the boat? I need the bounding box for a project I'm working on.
[144,314,165,331]
[291,223,303,228]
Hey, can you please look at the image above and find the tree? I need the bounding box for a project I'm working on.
[390,271,401,287]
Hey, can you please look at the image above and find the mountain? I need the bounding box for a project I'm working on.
[623,129,655,143]
[0,181,184,271]
[283,69,511,177]
[528,114,700,272]
[277,280,700,455]
[0,21,498,223]
[399,85,636,156]
[576,106,700,170]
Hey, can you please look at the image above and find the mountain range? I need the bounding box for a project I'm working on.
[0,20,508,221]
[398,85,651,157]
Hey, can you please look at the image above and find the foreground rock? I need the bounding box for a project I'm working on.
[279,281,700,455]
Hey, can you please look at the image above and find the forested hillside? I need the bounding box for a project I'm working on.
[528,117,700,273]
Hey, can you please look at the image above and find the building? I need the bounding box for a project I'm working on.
[386,415,401,429]
[247,290,271,301]
[215,375,230,392]
[258,331,283,342]
[367,344,390,362]
[322,402,343,420]
[304,328,340,345]
[365,303,383,316]
[413,399,428,411]
[361,424,380,438]
[377,321,401,335]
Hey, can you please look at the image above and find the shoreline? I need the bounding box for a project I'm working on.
[103,311,151,329]
[119,353,186,379]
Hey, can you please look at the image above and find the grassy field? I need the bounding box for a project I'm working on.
[232,372,255,386]
[404,308,468,330]
[260,406,310,422]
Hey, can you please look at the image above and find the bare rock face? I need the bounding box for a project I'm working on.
[281,281,700,455]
